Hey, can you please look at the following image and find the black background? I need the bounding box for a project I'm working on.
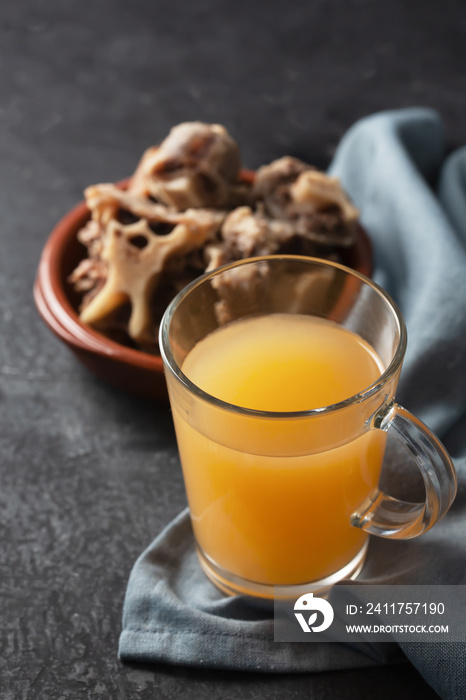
[2,1,465,697]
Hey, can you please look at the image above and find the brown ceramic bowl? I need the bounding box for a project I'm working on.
[34,173,373,400]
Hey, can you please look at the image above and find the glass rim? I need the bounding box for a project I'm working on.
[159,255,407,419]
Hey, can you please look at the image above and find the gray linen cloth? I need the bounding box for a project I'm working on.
[119,108,466,700]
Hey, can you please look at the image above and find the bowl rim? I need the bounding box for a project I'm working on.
[34,170,372,371]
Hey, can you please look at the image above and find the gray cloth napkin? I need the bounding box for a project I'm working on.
[119,108,466,700]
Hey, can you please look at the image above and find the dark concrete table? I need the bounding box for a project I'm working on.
[2,1,464,697]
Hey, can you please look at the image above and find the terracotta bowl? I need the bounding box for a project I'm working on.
[34,175,373,400]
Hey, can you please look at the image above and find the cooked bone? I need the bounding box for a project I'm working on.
[129,122,243,210]
[217,206,283,259]
[80,212,222,342]
[70,257,108,294]
[252,156,313,219]
[85,183,193,226]
[252,156,358,247]
[253,156,358,221]
[75,182,224,343]
[290,170,359,222]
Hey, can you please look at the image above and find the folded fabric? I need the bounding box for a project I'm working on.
[120,108,466,700]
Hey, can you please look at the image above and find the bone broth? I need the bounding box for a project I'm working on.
[170,313,386,585]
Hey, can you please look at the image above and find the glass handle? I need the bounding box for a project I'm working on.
[351,403,457,539]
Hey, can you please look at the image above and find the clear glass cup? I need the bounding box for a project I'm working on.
[160,256,457,599]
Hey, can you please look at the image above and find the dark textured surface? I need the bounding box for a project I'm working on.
[2,0,465,697]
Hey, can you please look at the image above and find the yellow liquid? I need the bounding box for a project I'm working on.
[171,313,386,587]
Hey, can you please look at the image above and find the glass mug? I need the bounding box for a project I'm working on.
[159,256,457,599]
